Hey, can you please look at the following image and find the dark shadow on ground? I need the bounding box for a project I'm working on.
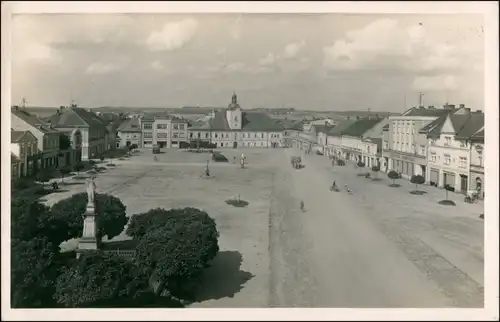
[194,251,254,302]
[409,190,427,195]
[388,183,401,188]
[438,199,456,206]
[225,199,249,207]
[371,177,383,181]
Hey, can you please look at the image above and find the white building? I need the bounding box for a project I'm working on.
[11,130,38,177]
[425,109,484,194]
[468,128,484,197]
[188,92,284,148]
[382,105,455,180]
[116,117,142,148]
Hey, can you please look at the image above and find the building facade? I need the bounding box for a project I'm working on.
[11,130,38,177]
[468,128,484,197]
[116,118,142,148]
[425,109,484,194]
[47,106,108,160]
[325,119,358,159]
[140,115,155,148]
[188,92,284,148]
[11,107,61,173]
[382,106,454,180]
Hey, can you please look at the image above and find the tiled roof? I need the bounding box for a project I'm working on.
[326,119,358,136]
[117,118,142,133]
[312,124,335,134]
[419,115,447,135]
[12,108,60,134]
[191,110,284,132]
[48,107,107,129]
[402,107,455,117]
[455,112,484,139]
[471,128,484,140]
[342,118,382,137]
[11,130,37,143]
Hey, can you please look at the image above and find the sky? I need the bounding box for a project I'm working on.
[11,13,485,112]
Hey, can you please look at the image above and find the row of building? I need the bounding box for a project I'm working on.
[115,92,285,149]
[10,105,119,178]
[286,104,485,196]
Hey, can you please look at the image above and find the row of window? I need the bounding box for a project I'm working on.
[20,143,37,157]
[154,123,186,130]
[188,132,281,140]
[429,153,468,168]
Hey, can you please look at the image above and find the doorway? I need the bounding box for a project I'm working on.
[233,141,238,148]
[460,175,468,194]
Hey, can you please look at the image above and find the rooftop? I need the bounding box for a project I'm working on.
[117,118,142,133]
[12,108,60,134]
[190,110,284,132]
[341,118,382,137]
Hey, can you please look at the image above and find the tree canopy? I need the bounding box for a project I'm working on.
[11,237,62,308]
[54,252,149,308]
[50,192,128,241]
[132,207,219,300]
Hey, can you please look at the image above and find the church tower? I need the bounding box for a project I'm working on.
[226,91,242,130]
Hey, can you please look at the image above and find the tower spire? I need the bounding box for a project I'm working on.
[232,90,237,104]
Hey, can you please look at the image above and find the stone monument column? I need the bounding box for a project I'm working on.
[76,176,99,258]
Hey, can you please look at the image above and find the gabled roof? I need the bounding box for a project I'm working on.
[470,128,484,141]
[12,108,60,134]
[455,112,484,139]
[11,130,37,143]
[342,118,382,137]
[326,119,358,136]
[421,111,484,139]
[191,110,284,132]
[117,118,142,133]
[48,107,107,129]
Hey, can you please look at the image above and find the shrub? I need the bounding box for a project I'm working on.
[54,252,149,308]
[133,208,219,301]
[438,199,456,206]
[410,175,426,192]
[356,161,365,168]
[225,199,249,207]
[12,178,36,192]
[50,192,128,241]
[212,152,228,162]
[387,170,400,186]
[37,170,53,186]
[11,237,62,308]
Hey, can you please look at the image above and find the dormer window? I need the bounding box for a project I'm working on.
[234,116,238,122]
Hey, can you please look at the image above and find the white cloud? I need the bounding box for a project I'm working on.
[323,19,469,73]
[412,75,459,92]
[283,41,306,59]
[259,53,277,66]
[146,18,198,51]
[85,62,123,75]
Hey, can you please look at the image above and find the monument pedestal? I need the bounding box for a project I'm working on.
[76,204,99,259]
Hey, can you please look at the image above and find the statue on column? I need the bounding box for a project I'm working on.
[86,176,97,206]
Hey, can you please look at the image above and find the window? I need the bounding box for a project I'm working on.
[179,133,185,138]
[173,124,179,130]
[420,145,426,155]
[189,132,193,138]
[430,152,437,162]
[225,133,229,139]
[178,124,185,130]
[157,123,168,129]
[205,132,209,139]
[444,136,451,146]
[261,133,264,139]
[444,154,451,165]
[459,157,467,168]
[143,123,152,129]
[214,133,218,138]
[144,132,153,138]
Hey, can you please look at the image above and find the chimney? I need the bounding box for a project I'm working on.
[419,105,425,109]
[459,104,465,108]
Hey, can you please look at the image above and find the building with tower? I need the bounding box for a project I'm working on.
[188,92,284,148]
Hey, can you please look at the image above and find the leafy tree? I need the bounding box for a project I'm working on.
[54,252,149,308]
[50,192,128,241]
[60,167,71,184]
[134,208,219,300]
[11,237,62,308]
[59,134,71,150]
[357,161,365,168]
[371,165,380,178]
[11,197,68,247]
[410,174,425,191]
[387,170,400,185]
[73,163,84,175]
